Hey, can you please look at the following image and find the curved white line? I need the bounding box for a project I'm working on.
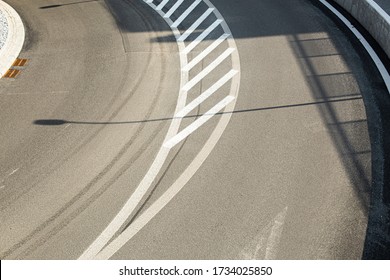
[80,0,241,259]
[93,0,240,260]
[79,0,189,260]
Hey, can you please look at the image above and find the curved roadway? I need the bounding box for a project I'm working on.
[0,0,387,259]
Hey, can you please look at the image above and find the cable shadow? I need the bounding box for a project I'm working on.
[33,96,363,126]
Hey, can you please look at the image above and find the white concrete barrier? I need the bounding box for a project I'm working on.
[0,0,25,78]
[332,0,390,59]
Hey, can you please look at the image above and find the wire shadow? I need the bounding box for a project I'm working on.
[33,96,363,126]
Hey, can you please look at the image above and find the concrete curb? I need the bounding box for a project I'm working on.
[0,0,25,78]
[332,0,390,60]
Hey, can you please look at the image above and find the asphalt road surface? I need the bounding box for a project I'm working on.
[0,0,388,259]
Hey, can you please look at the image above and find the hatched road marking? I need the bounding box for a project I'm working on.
[79,0,240,259]
[164,95,235,149]
[176,69,238,118]
[171,0,202,28]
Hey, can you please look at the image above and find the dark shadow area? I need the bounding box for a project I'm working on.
[104,0,339,39]
[40,0,98,9]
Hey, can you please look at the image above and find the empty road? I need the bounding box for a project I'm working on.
[0,0,388,259]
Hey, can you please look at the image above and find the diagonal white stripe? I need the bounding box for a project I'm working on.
[183,33,230,72]
[164,96,235,149]
[171,0,202,28]
[182,47,235,92]
[178,8,214,42]
[156,0,170,11]
[183,19,223,54]
[176,69,238,118]
[164,0,184,18]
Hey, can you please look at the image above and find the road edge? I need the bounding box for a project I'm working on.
[319,0,390,259]
[0,0,25,78]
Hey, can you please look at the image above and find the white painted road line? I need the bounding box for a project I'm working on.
[79,148,172,260]
[183,19,223,54]
[164,95,235,149]
[171,0,202,28]
[183,33,230,72]
[264,207,288,260]
[164,0,184,19]
[156,0,170,11]
[238,207,288,260]
[178,8,214,42]
[81,0,241,260]
[176,69,238,118]
[319,0,390,94]
[95,95,237,260]
[79,0,191,260]
[182,47,235,92]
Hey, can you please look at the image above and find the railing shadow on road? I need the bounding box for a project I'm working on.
[288,32,373,215]
[102,0,375,215]
[35,0,390,258]
[285,12,390,257]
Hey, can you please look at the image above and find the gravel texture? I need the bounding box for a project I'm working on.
[0,8,9,50]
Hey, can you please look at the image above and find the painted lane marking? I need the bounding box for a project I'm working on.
[164,95,235,149]
[79,147,171,259]
[93,91,240,259]
[238,207,288,260]
[164,0,184,19]
[171,0,202,28]
[79,0,190,260]
[156,0,170,11]
[80,0,241,259]
[182,47,235,92]
[319,0,390,93]
[183,33,230,72]
[264,207,288,260]
[177,8,214,42]
[176,69,238,118]
[183,19,223,54]
[95,105,240,260]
